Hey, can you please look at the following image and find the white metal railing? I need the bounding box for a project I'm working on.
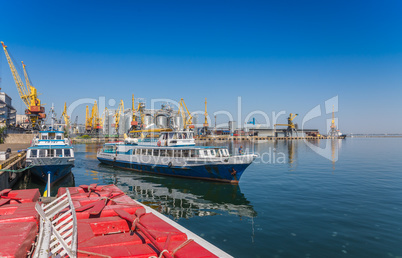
[34,189,77,258]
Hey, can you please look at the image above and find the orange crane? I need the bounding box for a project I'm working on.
[1,41,45,130]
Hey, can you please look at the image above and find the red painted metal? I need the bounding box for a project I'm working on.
[55,185,219,258]
[0,189,40,258]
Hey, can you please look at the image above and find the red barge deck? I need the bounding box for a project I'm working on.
[0,185,231,257]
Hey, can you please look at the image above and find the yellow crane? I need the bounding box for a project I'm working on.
[92,101,102,131]
[100,107,108,129]
[1,41,45,130]
[274,113,298,137]
[178,98,194,130]
[130,94,139,129]
[85,105,91,132]
[60,102,70,130]
[203,98,208,127]
[85,101,102,132]
[113,100,124,134]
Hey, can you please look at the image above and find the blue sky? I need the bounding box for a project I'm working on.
[0,0,401,133]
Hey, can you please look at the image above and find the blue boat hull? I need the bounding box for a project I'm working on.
[97,157,250,183]
[29,164,74,184]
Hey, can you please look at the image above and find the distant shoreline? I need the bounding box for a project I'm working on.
[348,135,402,138]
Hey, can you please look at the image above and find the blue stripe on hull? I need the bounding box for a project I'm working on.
[97,157,249,183]
[30,164,74,184]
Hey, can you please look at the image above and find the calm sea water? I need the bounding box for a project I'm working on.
[16,138,402,257]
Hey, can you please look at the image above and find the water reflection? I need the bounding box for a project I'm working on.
[14,171,75,196]
[96,168,257,220]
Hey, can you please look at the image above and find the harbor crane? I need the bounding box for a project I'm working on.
[328,105,340,138]
[203,98,208,127]
[60,102,69,127]
[130,94,141,131]
[178,98,194,130]
[1,41,46,130]
[85,105,91,132]
[274,113,299,137]
[113,100,124,135]
[85,101,102,133]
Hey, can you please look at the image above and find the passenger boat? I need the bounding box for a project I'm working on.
[125,130,196,147]
[26,130,75,184]
[97,131,256,183]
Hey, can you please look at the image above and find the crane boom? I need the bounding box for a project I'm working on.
[178,98,193,130]
[114,100,124,133]
[1,42,30,108]
[1,41,45,130]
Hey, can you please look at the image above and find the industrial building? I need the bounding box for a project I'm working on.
[0,91,16,126]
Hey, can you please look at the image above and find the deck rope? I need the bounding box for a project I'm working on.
[171,239,194,257]
[77,249,112,258]
[0,164,35,173]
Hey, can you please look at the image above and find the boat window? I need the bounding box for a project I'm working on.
[224,149,229,157]
[168,133,174,139]
[191,150,197,158]
[174,150,181,157]
[167,150,173,157]
[39,149,46,157]
[173,133,177,139]
[56,135,62,140]
[30,149,37,158]
[55,149,63,157]
[143,149,148,155]
[64,149,71,157]
[210,149,216,156]
[182,150,189,157]
[160,149,166,156]
[42,136,47,140]
[46,150,53,157]
[182,133,187,139]
[162,134,167,140]
[152,149,159,156]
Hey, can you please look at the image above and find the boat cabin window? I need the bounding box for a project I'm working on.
[103,145,116,153]
[210,149,216,156]
[64,149,71,157]
[152,149,159,156]
[174,150,181,157]
[168,133,174,139]
[42,135,48,140]
[55,149,63,157]
[39,149,46,157]
[166,150,173,157]
[143,149,148,155]
[29,149,38,158]
[182,150,190,157]
[56,135,62,140]
[160,149,167,156]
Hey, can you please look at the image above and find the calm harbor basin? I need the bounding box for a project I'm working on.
[17,138,402,257]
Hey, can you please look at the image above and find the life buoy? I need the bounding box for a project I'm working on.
[157,141,161,147]
[168,162,172,168]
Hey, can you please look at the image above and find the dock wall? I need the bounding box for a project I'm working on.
[4,134,35,144]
